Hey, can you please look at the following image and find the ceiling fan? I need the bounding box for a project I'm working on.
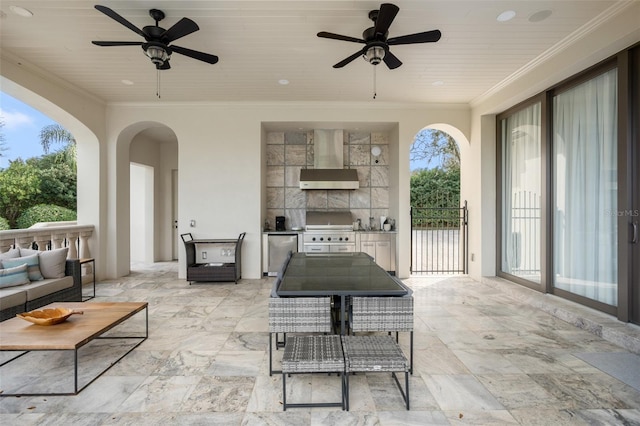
[317,3,441,69]
[91,5,218,70]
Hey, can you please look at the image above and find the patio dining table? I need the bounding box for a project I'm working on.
[276,252,410,334]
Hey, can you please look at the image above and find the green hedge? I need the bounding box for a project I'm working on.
[0,217,9,231]
[16,204,77,229]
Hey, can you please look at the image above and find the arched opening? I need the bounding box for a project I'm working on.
[409,124,468,275]
[0,80,101,271]
[124,123,178,269]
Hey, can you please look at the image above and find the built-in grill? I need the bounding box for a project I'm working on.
[303,211,356,253]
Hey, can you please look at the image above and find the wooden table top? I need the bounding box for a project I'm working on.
[0,302,147,351]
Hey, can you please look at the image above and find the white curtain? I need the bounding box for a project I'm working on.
[553,68,618,305]
[501,103,541,282]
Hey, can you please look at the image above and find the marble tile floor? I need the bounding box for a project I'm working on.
[1,262,640,425]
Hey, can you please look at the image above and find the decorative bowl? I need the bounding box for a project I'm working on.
[17,307,83,326]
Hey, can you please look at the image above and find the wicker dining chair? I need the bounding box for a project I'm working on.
[268,296,345,410]
[348,295,414,373]
[268,250,294,375]
[341,296,414,410]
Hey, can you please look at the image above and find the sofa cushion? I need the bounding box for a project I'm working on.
[21,276,74,301]
[0,264,31,288]
[2,255,44,281]
[0,287,27,310]
[0,248,21,260]
[21,248,69,279]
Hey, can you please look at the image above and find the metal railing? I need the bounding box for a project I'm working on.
[411,201,468,274]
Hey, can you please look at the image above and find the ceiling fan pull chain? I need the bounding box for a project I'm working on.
[373,65,377,100]
[156,69,161,99]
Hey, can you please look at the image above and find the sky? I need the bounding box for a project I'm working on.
[0,92,57,169]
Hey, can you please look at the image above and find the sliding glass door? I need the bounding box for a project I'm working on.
[500,103,542,284]
[552,68,618,306]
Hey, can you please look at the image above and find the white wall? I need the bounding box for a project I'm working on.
[130,162,153,263]
[104,102,470,279]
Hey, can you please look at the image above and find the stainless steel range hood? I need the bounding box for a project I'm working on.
[299,129,359,190]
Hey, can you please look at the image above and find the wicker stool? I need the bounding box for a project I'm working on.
[341,334,410,410]
[343,296,414,410]
[281,334,345,410]
[268,297,345,410]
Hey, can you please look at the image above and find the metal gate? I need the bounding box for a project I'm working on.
[411,201,468,274]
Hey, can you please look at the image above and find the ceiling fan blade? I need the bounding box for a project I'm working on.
[333,50,364,68]
[383,50,402,69]
[374,3,400,36]
[387,29,442,45]
[162,17,199,43]
[92,41,143,47]
[317,31,365,44]
[170,45,219,64]
[94,5,146,38]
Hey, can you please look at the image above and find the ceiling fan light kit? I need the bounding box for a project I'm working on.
[364,43,386,65]
[143,42,170,67]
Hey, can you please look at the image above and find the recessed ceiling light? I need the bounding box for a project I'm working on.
[121,79,134,85]
[9,5,34,17]
[529,10,552,23]
[497,10,516,22]
[278,79,289,85]
[432,80,444,86]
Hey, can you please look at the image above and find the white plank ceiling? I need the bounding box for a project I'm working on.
[0,1,630,104]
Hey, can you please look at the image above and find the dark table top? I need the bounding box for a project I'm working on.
[276,252,409,296]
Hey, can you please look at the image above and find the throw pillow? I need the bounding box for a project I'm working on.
[38,247,69,279]
[19,248,39,257]
[0,264,30,288]
[0,248,21,260]
[2,254,44,281]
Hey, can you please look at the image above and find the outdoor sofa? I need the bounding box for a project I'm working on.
[0,247,82,321]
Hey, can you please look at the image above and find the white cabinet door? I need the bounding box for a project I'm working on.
[375,241,391,271]
[361,241,376,260]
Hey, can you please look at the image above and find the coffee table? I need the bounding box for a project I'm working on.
[0,302,148,396]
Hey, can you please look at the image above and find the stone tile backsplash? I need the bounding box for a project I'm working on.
[266,130,390,229]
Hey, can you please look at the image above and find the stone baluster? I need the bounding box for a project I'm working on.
[66,232,79,259]
[0,237,14,252]
[34,232,50,251]
[51,232,66,249]
[16,236,34,251]
[79,231,92,260]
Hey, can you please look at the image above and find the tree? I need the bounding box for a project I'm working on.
[17,204,76,229]
[39,124,75,157]
[0,159,41,227]
[411,167,461,227]
[411,129,460,172]
[0,123,77,228]
[410,129,461,226]
[410,168,460,209]
[28,154,77,210]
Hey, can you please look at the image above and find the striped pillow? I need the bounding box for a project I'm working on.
[2,254,44,281]
[0,264,30,288]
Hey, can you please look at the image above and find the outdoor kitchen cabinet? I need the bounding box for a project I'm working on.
[182,233,245,283]
[357,232,396,274]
